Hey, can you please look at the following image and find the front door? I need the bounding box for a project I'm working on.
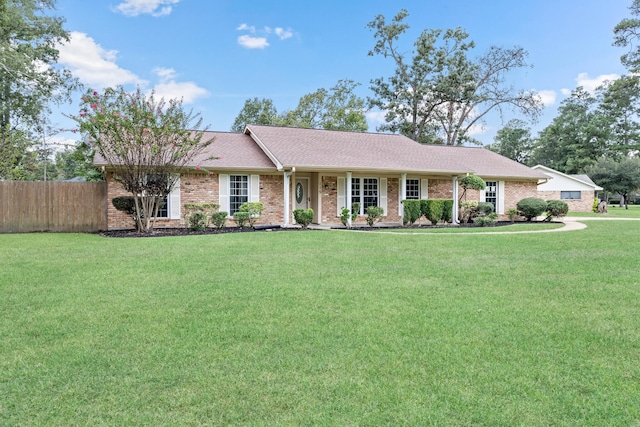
[295,178,309,210]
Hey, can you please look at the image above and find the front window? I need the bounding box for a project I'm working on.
[485,181,497,210]
[156,197,168,218]
[351,177,378,214]
[230,175,249,215]
[406,178,420,199]
[561,191,581,200]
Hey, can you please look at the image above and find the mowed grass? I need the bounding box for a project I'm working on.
[568,203,640,218]
[1,221,639,425]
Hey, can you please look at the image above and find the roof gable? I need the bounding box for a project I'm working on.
[532,165,603,191]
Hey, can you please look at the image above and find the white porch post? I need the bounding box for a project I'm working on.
[400,173,407,217]
[452,176,459,224]
[283,170,292,226]
[346,171,352,227]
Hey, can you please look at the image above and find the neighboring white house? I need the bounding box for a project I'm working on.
[533,165,603,212]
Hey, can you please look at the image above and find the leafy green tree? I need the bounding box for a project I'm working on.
[53,142,102,181]
[230,98,279,133]
[71,87,215,232]
[0,0,79,178]
[614,0,640,72]
[278,79,368,132]
[597,75,640,158]
[487,119,534,164]
[530,87,609,174]
[586,157,640,209]
[366,9,540,145]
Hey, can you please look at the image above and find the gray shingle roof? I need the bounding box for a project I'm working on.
[245,125,546,179]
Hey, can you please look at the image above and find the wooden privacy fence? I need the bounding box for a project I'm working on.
[0,181,107,233]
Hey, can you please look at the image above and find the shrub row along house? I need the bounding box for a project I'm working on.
[98,124,553,230]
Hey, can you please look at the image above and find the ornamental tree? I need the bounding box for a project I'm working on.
[71,87,215,232]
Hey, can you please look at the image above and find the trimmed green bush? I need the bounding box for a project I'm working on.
[239,202,264,227]
[293,208,314,229]
[365,206,384,227]
[187,211,207,231]
[475,213,498,227]
[211,211,228,229]
[112,196,136,215]
[546,200,569,221]
[340,202,360,227]
[402,200,422,226]
[233,211,251,228]
[477,202,495,216]
[517,197,547,221]
[442,199,454,223]
[507,208,518,223]
[424,199,445,225]
[459,200,479,224]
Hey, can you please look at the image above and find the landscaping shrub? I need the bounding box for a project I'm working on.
[211,211,228,229]
[545,200,569,221]
[340,202,360,227]
[459,200,479,224]
[293,208,314,229]
[517,197,547,221]
[233,211,251,228]
[112,196,139,230]
[477,202,494,216]
[424,199,445,225]
[474,212,498,227]
[507,208,519,223]
[442,199,454,223]
[459,174,486,200]
[402,200,422,226]
[187,211,207,231]
[239,202,264,227]
[365,206,384,227]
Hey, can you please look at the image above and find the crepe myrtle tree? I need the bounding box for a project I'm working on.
[71,87,215,232]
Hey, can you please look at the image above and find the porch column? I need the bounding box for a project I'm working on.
[399,173,407,217]
[452,176,459,224]
[346,171,352,227]
[283,170,292,226]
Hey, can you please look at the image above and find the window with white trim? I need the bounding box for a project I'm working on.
[406,178,420,199]
[351,177,378,214]
[485,181,497,210]
[229,175,249,215]
[561,191,581,200]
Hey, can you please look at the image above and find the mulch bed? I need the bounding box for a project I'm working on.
[98,221,555,238]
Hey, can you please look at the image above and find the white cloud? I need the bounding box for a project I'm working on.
[236,23,293,49]
[536,90,557,107]
[237,35,269,49]
[560,88,572,96]
[150,67,208,104]
[114,0,180,17]
[236,23,255,32]
[57,31,146,89]
[575,72,620,93]
[275,27,293,40]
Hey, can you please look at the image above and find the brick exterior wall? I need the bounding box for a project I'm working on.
[106,171,545,229]
[538,190,595,213]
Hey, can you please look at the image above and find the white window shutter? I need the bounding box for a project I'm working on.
[337,177,345,216]
[380,178,387,216]
[480,188,486,202]
[169,175,181,219]
[219,174,229,214]
[250,174,260,202]
[421,179,429,199]
[498,181,505,214]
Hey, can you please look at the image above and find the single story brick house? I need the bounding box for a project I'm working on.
[532,165,602,212]
[97,125,548,230]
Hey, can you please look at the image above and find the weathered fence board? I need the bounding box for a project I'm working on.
[0,182,107,233]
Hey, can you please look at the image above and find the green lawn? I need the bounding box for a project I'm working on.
[381,222,565,233]
[1,221,639,425]
[568,203,640,218]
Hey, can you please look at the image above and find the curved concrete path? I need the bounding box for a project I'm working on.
[341,217,640,235]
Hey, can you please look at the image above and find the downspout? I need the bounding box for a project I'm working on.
[283,169,293,227]
[400,173,407,218]
[346,171,352,227]
[452,176,459,224]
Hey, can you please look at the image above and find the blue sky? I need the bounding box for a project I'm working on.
[51,0,632,147]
